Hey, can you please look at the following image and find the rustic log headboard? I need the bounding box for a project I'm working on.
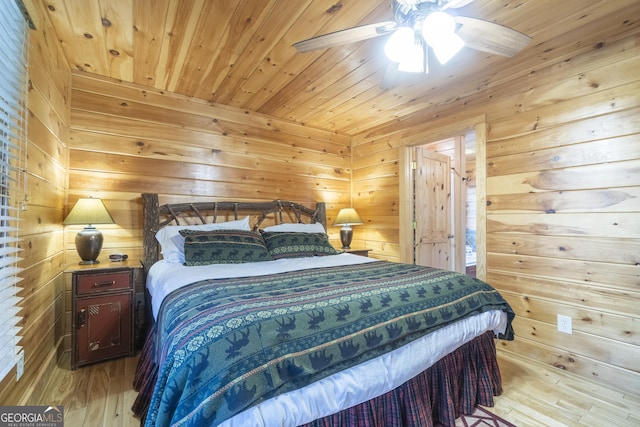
[142,193,327,269]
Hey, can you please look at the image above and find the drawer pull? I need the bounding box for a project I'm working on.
[93,280,116,288]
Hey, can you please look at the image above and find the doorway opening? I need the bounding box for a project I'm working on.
[399,116,487,280]
[413,131,476,276]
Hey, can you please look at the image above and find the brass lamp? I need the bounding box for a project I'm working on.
[333,208,364,249]
[63,197,115,265]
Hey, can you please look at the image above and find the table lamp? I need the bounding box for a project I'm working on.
[333,208,364,249]
[63,197,115,264]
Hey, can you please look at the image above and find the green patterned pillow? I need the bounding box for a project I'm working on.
[179,229,272,265]
[261,231,338,260]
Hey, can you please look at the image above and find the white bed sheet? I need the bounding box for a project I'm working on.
[147,255,507,427]
[147,253,378,320]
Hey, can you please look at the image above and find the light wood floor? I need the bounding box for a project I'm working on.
[38,350,640,427]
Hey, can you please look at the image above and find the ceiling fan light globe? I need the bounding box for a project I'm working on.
[422,11,456,46]
[431,33,465,64]
[384,27,415,63]
[398,43,425,72]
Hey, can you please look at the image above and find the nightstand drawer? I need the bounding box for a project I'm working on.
[76,270,132,295]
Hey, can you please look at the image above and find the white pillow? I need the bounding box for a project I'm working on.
[155,216,250,263]
[262,222,326,234]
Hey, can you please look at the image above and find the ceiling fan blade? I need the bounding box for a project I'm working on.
[380,61,400,90]
[293,21,398,53]
[454,16,531,57]
[397,0,474,10]
[441,0,476,10]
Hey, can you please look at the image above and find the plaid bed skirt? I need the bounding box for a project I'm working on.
[133,330,501,427]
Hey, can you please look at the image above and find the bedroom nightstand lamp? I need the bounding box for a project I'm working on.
[64,197,115,265]
[333,208,364,249]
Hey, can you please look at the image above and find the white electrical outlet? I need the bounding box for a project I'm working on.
[557,314,572,334]
[16,350,24,381]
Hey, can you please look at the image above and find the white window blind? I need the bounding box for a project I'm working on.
[0,0,29,382]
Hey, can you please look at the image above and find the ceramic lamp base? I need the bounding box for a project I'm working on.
[75,226,104,264]
[340,226,353,249]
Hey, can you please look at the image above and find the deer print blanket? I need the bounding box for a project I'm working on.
[145,261,514,427]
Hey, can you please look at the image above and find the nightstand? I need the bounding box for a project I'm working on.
[344,249,370,257]
[70,262,137,369]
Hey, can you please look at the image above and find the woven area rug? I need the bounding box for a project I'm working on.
[438,406,517,427]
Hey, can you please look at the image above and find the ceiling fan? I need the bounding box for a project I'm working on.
[293,0,531,88]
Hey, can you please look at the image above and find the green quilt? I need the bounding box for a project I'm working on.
[146,261,514,426]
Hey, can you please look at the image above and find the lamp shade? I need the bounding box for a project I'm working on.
[333,208,364,250]
[333,208,364,226]
[64,198,114,265]
[63,198,115,226]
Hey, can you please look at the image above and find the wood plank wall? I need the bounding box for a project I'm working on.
[351,19,640,393]
[65,72,352,350]
[67,72,352,258]
[0,1,71,405]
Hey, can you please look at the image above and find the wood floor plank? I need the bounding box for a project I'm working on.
[628,412,640,426]
[36,350,640,426]
[105,370,126,427]
[494,350,640,426]
[555,397,593,416]
[64,407,87,427]
[84,364,110,426]
[584,405,640,427]
[504,389,582,426]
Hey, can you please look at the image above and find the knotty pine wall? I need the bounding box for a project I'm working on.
[67,71,351,262]
[0,1,71,405]
[351,24,640,393]
[64,72,352,352]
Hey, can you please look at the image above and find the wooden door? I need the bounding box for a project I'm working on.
[414,147,452,269]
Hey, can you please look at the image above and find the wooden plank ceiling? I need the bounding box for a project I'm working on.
[38,0,636,136]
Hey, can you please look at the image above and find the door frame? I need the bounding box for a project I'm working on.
[399,115,488,280]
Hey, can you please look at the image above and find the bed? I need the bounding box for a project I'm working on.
[133,193,514,427]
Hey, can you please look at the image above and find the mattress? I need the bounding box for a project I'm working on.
[145,255,508,426]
